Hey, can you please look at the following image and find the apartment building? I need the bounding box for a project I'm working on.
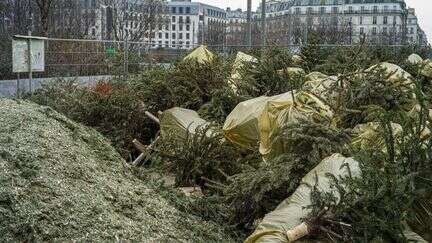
[226,8,249,46]
[2,0,428,48]
[253,0,427,45]
[406,8,428,45]
[150,0,226,49]
[2,0,225,49]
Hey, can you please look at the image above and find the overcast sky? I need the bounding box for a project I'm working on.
[198,0,431,42]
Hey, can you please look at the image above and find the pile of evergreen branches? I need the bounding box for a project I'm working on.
[26,42,432,241]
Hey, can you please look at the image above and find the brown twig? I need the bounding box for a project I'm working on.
[319,226,344,241]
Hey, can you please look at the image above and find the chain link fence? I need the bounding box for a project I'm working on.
[0,37,305,82]
[0,36,413,97]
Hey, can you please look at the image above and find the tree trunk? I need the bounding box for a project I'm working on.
[35,0,53,36]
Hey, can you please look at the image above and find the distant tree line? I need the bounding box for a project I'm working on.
[0,0,166,41]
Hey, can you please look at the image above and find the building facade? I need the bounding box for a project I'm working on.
[406,8,428,46]
[1,0,428,48]
[249,0,428,46]
[225,7,248,46]
[98,0,227,49]
[150,0,226,49]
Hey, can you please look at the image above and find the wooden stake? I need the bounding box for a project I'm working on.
[132,136,160,166]
[132,153,146,166]
[145,111,160,124]
[132,139,147,153]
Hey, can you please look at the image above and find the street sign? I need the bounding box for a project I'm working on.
[12,36,46,73]
[106,47,116,56]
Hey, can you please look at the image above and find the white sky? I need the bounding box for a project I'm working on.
[198,0,431,43]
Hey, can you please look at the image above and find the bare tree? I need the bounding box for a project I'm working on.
[0,0,31,37]
[102,0,167,43]
[48,1,96,39]
[34,0,54,36]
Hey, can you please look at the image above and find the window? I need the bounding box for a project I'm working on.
[373,16,377,25]
[348,6,353,13]
[179,16,183,23]
[165,41,169,47]
[360,16,363,25]
[295,7,300,14]
[383,16,388,24]
[320,7,326,13]
[172,41,176,47]
[171,7,176,14]
[172,33,176,39]
[186,16,190,23]
[186,33,190,39]
[179,7,184,14]
[158,32,162,38]
[410,27,414,34]
[360,27,364,34]
[372,27,377,35]
[373,6,378,13]
[383,27,387,34]
[332,7,338,14]
[172,16,176,22]
[172,24,176,30]
[186,25,190,31]
[165,33,169,39]
[179,33,183,39]
[186,7,191,14]
[179,25,183,31]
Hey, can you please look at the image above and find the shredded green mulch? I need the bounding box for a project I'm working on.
[0,99,234,242]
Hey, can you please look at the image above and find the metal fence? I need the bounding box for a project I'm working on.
[0,37,319,81]
[0,37,243,97]
[0,36,420,98]
[1,36,415,81]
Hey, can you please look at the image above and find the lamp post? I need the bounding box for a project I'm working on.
[28,0,33,93]
[28,0,32,36]
[246,0,252,48]
[261,0,266,47]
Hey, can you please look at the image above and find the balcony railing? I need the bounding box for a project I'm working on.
[289,9,404,15]
[344,9,403,14]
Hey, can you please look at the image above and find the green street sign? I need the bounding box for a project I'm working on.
[106,48,116,56]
